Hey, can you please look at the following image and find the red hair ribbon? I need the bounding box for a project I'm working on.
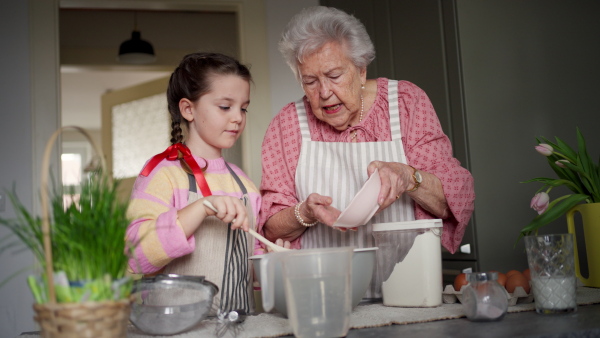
[140,143,212,197]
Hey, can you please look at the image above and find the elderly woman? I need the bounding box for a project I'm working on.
[259,6,475,294]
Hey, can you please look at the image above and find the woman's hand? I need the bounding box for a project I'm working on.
[202,196,250,231]
[262,193,344,244]
[367,161,415,212]
[368,160,450,219]
[303,193,342,227]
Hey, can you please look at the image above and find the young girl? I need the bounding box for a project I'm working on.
[126,52,261,314]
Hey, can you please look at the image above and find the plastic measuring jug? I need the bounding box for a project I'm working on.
[260,247,353,338]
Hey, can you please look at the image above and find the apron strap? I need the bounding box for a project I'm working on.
[295,98,312,141]
[225,162,248,195]
[188,173,197,193]
[388,79,402,140]
[187,162,248,197]
[186,164,253,313]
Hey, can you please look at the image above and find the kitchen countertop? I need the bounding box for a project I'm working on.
[341,303,600,338]
[20,287,600,338]
[20,304,600,338]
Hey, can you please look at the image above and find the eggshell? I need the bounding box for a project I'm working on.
[490,270,507,287]
[523,269,531,282]
[454,273,469,292]
[506,270,522,278]
[506,273,530,294]
[496,272,507,287]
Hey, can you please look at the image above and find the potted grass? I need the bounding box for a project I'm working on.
[0,126,135,337]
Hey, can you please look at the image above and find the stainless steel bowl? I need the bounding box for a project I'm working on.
[129,274,218,335]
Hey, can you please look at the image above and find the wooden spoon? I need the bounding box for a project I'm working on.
[202,200,290,252]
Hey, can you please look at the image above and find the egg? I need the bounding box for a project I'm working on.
[506,273,530,294]
[506,270,521,278]
[496,272,507,287]
[489,270,506,287]
[523,269,531,282]
[454,273,469,292]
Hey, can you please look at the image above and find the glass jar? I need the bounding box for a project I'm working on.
[461,272,509,321]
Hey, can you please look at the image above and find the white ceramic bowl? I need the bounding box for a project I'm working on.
[333,169,381,228]
[250,247,378,317]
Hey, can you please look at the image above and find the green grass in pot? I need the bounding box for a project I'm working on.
[1,170,135,304]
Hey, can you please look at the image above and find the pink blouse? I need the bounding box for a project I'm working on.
[259,78,475,253]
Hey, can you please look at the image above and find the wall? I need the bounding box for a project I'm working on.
[265,0,316,116]
[0,1,50,337]
[456,0,600,272]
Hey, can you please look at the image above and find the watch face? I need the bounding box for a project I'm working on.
[415,171,423,183]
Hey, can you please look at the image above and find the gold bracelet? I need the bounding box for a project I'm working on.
[294,201,318,227]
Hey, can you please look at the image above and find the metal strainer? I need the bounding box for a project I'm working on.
[129,274,218,335]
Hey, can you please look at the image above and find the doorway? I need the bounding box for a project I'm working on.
[59,7,240,190]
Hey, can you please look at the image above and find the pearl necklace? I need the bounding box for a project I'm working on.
[351,93,364,141]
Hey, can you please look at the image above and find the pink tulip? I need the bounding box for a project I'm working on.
[535,144,553,156]
[555,160,569,168]
[530,192,550,214]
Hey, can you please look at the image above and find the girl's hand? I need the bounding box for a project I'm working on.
[202,196,249,231]
[270,239,292,252]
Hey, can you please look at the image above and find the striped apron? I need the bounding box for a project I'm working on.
[164,162,255,314]
[295,79,415,298]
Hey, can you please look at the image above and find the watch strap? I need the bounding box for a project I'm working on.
[406,165,421,192]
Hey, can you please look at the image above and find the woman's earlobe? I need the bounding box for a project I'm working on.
[359,67,367,83]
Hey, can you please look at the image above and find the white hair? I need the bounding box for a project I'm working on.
[278,6,376,81]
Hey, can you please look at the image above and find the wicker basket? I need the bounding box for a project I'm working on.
[33,300,130,338]
[33,126,131,337]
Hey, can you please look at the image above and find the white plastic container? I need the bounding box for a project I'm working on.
[372,219,443,307]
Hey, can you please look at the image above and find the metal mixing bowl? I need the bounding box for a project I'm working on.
[129,274,218,335]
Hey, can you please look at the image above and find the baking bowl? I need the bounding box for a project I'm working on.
[129,274,218,335]
[250,247,378,317]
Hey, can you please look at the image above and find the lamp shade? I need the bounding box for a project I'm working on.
[118,30,156,64]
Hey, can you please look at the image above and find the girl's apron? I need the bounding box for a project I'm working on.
[295,79,415,298]
[164,162,255,314]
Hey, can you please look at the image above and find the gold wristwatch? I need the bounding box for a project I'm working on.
[407,165,422,192]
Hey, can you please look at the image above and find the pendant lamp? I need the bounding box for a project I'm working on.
[118,12,156,64]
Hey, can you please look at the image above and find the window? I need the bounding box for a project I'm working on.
[61,142,91,206]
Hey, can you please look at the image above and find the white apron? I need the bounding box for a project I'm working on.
[295,79,415,298]
[164,163,255,314]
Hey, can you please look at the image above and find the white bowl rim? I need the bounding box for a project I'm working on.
[353,247,379,252]
[249,246,378,260]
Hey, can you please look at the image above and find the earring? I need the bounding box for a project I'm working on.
[361,83,365,90]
